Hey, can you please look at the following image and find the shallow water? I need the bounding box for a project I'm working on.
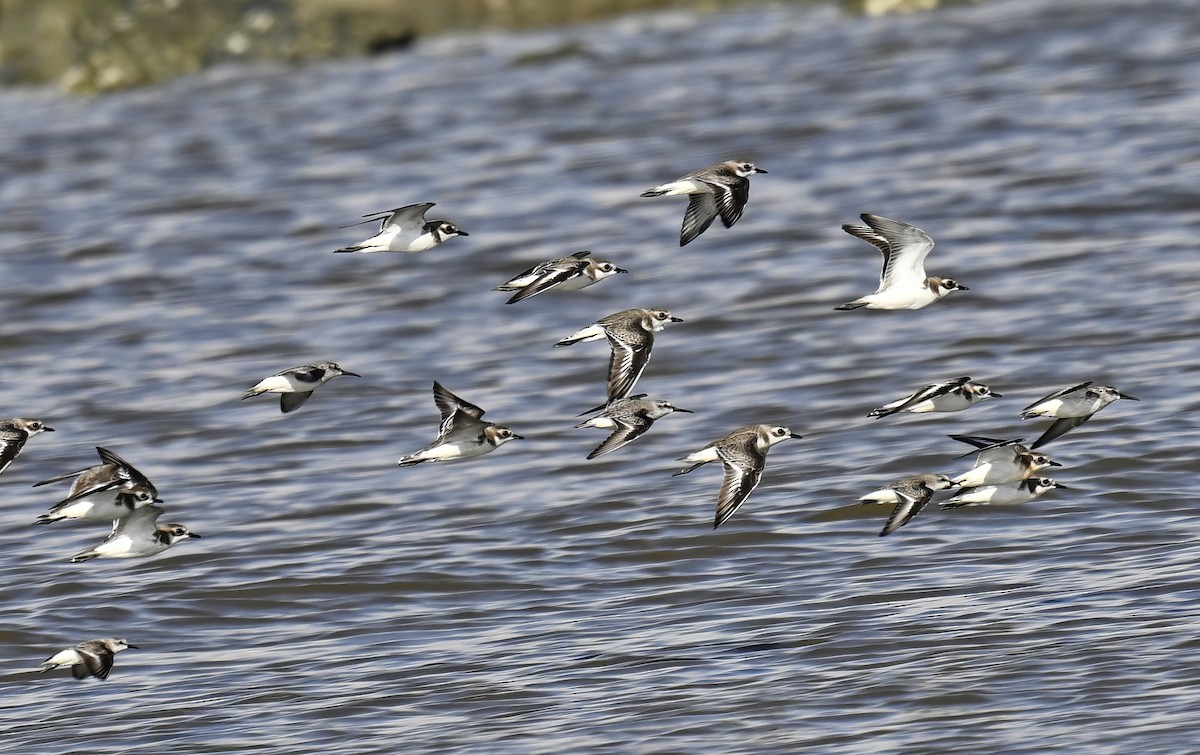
[0,0,1198,751]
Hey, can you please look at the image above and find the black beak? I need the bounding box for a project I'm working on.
[1047,460,1062,467]
[510,434,525,440]
[990,392,1003,398]
[1053,482,1069,489]
[456,230,470,236]
[188,533,202,539]
[1118,392,1138,401]
[789,432,803,439]
[44,427,55,432]
[153,497,164,504]
[126,645,139,650]
[615,268,629,274]
[754,168,768,173]
[669,316,684,323]
[956,285,970,291]
[340,370,362,378]
[674,408,694,413]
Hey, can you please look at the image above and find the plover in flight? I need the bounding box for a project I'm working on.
[555,308,683,403]
[858,473,956,537]
[494,251,628,304]
[39,638,136,680]
[575,395,692,459]
[674,424,801,529]
[948,435,1059,487]
[34,446,157,502]
[70,505,200,562]
[869,376,1000,418]
[0,418,52,477]
[397,382,522,466]
[1020,381,1138,448]
[640,160,766,246]
[941,477,1067,509]
[35,486,160,525]
[334,202,468,253]
[242,362,360,413]
[835,214,967,310]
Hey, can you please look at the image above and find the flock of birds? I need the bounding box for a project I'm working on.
[10,158,1137,681]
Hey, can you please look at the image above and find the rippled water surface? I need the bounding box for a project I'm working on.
[1,0,1198,751]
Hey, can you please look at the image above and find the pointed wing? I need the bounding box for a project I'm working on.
[32,466,89,487]
[605,330,654,402]
[1031,416,1090,449]
[114,504,164,538]
[842,221,894,288]
[680,193,718,246]
[0,429,29,476]
[280,392,314,413]
[887,377,971,414]
[432,382,485,435]
[1023,381,1093,413]
[75,643,115,680]
[880,490,927,536]
[713,436,767,529]
[95,447,155,492]
[372,202,435,231]
[709,178,748,229]
[949,434,1025,460]
[56,468,124,504]
[586,415,652,460]
[506,259,588,304]
[860,214,934,289]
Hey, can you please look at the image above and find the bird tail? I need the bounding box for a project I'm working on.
[640,188,668,197]
[396,456,427,467]
[834,300,868,311]
[70,550,98,563]
[33,513,59,525]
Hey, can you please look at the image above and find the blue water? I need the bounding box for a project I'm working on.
[0,0,1197,751]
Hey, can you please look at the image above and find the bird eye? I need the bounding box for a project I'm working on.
[30,421,41,429]
[775,428,786,436]
[600,264,613,271]
[741,163,752,171]
[174,528,185,536]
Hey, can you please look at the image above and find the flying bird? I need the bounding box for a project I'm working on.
[835,214,967,310]
[554,308,682,403]
[334,202,468,253]
[1020,381,1138,448]
[858,473,956,537]
[674,424,801,529]
[39,638,137,681]
[948,435,1060,487]
[242,362,360,413]
[869,376,999,418]
[397,382,522,466]
[640,160,767,246]
[494,251,627,304]
[0,418,53,477]
[574,395,691,459]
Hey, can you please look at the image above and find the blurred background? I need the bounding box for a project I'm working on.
[1,0,1197,753]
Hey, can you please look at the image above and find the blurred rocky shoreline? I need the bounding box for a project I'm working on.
[0,0,971,94]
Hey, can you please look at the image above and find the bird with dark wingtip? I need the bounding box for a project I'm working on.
[555,308,683,403]
[1020,381,1138,448]
[640,160,766,246]
[242,362,360,413]
[674,424,801,529]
